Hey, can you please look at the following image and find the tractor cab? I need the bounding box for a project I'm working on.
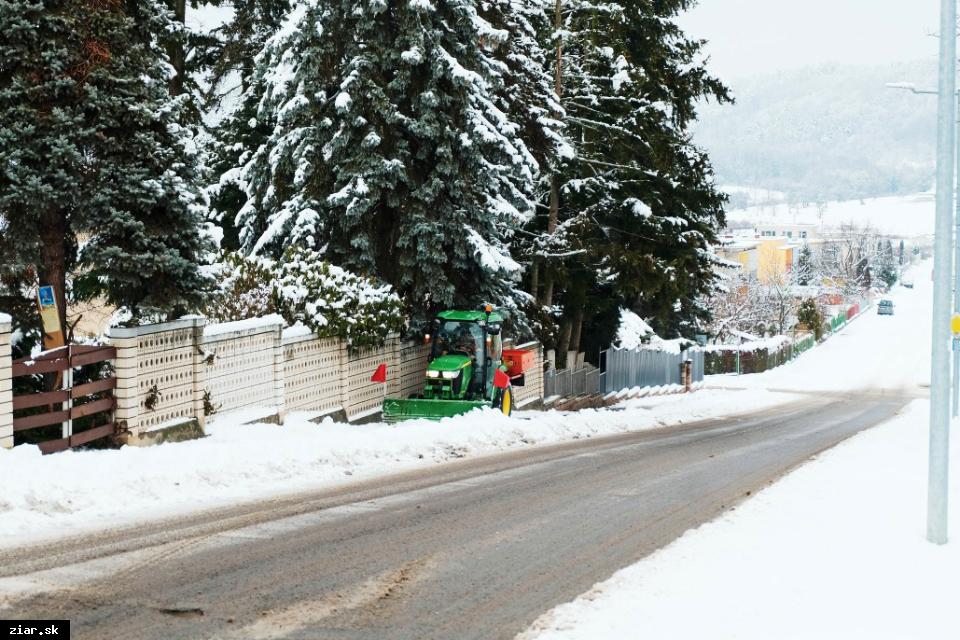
[425,309,504,401]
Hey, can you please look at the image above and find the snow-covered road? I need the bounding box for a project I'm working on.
[522,267,960,640]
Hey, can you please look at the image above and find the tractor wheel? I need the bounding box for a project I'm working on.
[493,386,513,417]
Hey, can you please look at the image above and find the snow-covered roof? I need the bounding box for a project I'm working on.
[0,312,10,325]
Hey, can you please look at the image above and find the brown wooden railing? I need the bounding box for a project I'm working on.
[11,344,117,454]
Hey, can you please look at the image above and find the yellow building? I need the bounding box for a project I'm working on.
[716,238,794,284]
[757,239,794,284]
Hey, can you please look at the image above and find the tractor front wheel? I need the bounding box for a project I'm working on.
[493,386,513,417]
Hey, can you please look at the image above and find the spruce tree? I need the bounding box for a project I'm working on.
[0,0,212,322]
[538,0,731,355]
[218,0,544,327]
[795,244,814,286]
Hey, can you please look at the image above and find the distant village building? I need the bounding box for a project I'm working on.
[716,236,796,284]
[754,223,819,241]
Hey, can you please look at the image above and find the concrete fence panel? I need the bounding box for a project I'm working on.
[512,341,544,408]
[282,331,342,414]
[202,317,286,423]
[342,338,397,420]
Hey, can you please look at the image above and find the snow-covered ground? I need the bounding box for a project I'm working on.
[727,193,935,237]
[522,267,958,640]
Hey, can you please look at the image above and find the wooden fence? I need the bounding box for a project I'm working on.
[11,344,117,454]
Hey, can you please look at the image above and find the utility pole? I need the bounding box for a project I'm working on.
[953,84,960,419]
[885,82,960,417]
[928,0,956,546]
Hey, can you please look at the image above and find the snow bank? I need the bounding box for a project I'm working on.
[521,399,959,640]
[0,388,796,547]
[703,335,791,353]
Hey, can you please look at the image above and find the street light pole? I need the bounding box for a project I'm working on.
[955,85,960,419]
[929,0,956,546]
[885,82,960,418]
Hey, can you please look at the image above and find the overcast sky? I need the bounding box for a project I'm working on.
[678,1,941,81]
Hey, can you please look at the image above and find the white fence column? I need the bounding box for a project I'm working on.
[0,315,12,449]
[108,317,206,442]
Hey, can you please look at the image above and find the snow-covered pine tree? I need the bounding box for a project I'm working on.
[219,0,542,327]
[794,244,815,286]
[193,0,293,100]
[0,0,212,321]
[544,0,730,356]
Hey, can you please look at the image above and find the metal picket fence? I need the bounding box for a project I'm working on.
[600,347,704,395]
[543,347,704,400]
[544,364,601,399]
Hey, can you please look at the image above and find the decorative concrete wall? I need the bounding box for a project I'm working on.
[105,315,543,440]
[0,315,12,449]
[512,341,544,409]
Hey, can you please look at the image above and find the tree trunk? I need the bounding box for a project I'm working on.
[569,304,584,354]
[541,177,560,307]
[167,0,187,96]
[556,317,572,369]
[540,0,563,309]
[529,260,540,302]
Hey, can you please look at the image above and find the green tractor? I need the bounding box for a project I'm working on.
[382,306,527,423]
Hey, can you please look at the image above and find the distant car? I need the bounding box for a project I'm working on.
[902,280,914,289]
[878,299,895,316]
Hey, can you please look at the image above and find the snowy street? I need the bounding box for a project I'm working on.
[523,271,960,640]
[2,394,909,639]
[0,266,939,639]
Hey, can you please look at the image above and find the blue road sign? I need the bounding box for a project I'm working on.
[38,285,55,308]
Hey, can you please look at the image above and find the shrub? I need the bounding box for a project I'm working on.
[205,249,405,349]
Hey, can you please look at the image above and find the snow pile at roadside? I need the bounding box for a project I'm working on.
[520,400,960,640]
[702,334,791,353]
[0,387,795,546]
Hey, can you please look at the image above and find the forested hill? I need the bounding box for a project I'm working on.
[692,59,937,205]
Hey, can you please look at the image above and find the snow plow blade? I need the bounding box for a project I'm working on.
[382,398,487,423]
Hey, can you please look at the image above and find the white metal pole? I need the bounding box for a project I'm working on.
[953,86,960,419]
[928,0,956,545]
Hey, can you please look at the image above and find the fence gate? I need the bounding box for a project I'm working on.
[11,344,117,454]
